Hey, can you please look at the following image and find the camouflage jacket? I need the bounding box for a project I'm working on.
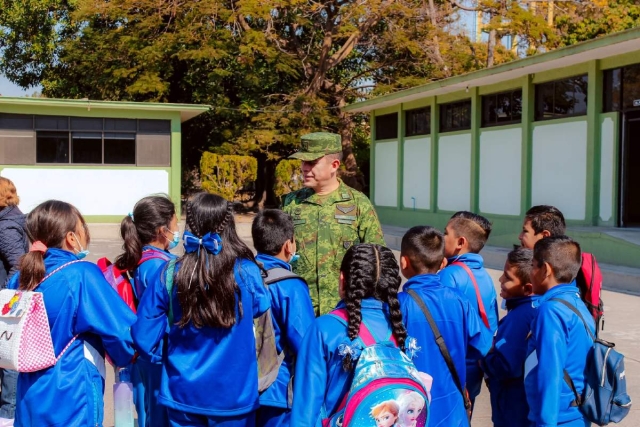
[282,179,385,316]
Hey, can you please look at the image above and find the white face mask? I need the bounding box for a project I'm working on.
[71,232,90,259]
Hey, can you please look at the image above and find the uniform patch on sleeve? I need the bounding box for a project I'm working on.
[336,204,355,214]
[293,219,307,225]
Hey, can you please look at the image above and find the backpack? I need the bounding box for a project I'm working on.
[97,250,171,313]
[552,298,632,426]
[575,253,604,335]
[255,267,306,393]
[407,289,473,420]
[323,308,430,427]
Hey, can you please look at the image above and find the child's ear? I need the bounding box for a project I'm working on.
[543,261,554,281]
[284,239,295,257]
[400,255,409,271]
[541,229,552,238]
[523,282,534,296]
[439,257,448,271]
[457,236,467,250]
[339,271,346,299]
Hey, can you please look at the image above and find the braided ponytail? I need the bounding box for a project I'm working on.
[339,244,406,370]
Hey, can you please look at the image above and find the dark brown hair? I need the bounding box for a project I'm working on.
[174,193,257,329]
[115,195,176,271]
[448,211,493,253]
[533,235,582,284]
[525,205,566,236]
[19,200,89,291]
[401,226,445,273]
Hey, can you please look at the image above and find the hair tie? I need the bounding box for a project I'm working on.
[30,241,48,253]
[128,212,135,222]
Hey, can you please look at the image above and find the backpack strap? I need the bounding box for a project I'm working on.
[407,289,472,411]
[164,258,178,325]
[550,298,596,407]
[451,262,490,329]
[329,308,377,347]
[139,249,171,266]
[263,267,304,286]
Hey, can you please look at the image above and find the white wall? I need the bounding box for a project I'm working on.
[403,137,431,210]
[479,127,522,215]
[531,120,587,220]
[1,168,170,216]
[438,133,471,212]
[599,116,615,223]
[374,141,398,207]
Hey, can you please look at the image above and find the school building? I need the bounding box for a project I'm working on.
[0,97,209,221]
[344,28,640,268]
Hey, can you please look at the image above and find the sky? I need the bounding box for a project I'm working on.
[0,75,32,97]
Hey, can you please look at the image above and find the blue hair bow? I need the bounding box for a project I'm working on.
[183,231,223,255]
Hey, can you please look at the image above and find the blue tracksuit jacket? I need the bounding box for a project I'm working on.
[524,284,595,427]
[290,298,398,427]
[131,246,176,427]
[439,253,498,401]
[132,257,270,418]
[7,248,137,427]
[255,254,315,411]
[398,273,492,427]
[480,295,539,427]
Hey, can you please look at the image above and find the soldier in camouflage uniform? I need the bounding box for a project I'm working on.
[282,132,385,316]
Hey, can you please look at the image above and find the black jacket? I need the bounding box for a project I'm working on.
[0,205,28,286]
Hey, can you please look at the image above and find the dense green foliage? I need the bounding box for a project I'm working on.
[274,160,303,200]
[200,153,258,201]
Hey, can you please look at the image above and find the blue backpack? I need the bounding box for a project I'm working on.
[553,298,632,425]
[323,309,430,427]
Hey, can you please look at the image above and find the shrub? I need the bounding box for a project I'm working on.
[200,152,258,201]
[274,159,303,199]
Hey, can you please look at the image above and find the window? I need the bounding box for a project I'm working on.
[71,117,103,131]
[36,132,69,163]
[0,114,33,130]
[375,113,398,140]
[104,133,136,164]
[603,69,622,112]
[622,63,640,110]
[71,132,102,164]
[535,75,588,120]
[405,108,431,136]
[481,89,522,127]
[105,118,137,132]
[139,119,171,133]
[440,100,471,132]
[35,116,69,130]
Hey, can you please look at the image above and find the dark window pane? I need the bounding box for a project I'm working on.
[0,114,33,130]
[105,118,137,131]
[405,108,430,136]
[482,95,496,126]
[622,63,640,110]
[572,75,588,115]
[72,132,102,164]
[603,69,621,112]
[36,131,69,163]
[440,100,471,132]
[375,113,398,140]
[535,82,555,120]
[70,117,103,131]
[104,133,136,164]
[512,90,523,121]
[495,93,512,123]
[536,75,588,120]
[138,119,171,133]
[35,116,68,130]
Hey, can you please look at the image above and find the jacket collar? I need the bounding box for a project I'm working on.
[43,247,82,269]
[335,297,387,311]
[0,205,20,220]
[255,253,292,271]
[447,253,484,269]
[302,179,353,206]
[535,283,579,307]
[505,295,539,311]
[403,273,442,291]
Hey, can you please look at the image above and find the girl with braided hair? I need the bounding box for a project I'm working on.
[132,192,270,427]
[290,243,409,427]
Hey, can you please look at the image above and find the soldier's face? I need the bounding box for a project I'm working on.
[301,156,338,188]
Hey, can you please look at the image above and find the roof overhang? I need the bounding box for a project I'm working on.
[0,97,210,122]
[345,27,640,113]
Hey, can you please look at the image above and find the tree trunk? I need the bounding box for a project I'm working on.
[337,111,365,192]
[487,22,497,67]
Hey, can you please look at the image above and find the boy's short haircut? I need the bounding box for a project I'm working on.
[533,235,582,284]
[252,209,295,255]
[525,205,566,236]
[448,211,493,253]
[401,226,445,273]
[507,247,534,285]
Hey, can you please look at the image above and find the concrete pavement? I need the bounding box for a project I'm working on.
[86,220,638,427]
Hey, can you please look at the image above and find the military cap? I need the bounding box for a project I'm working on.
[289,132,342,161]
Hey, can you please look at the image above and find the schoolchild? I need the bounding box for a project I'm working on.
[251,209,315,427]
[114,195,179,427]
[518,205,566,249]
[398,226,491,427]
[524,236,594,427]
[480,247,539,427]
[438,211,498,409]
[7,200,137,427]
[132,193,270,427]
[290,244,409,427]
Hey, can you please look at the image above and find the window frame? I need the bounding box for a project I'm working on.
[405,107,431,137]
[481,89,523,128]
[534,74,589,121]
[374,113,399,140]
[439,100,472,133]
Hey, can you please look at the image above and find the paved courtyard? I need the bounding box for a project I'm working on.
[87,219,638,427]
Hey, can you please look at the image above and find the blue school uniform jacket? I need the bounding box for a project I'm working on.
[524,284,595,427]
[480,295,539,427]
[7,248,137,427]
[132,245,176,300]
[398,274,492,427]
[290,298,397,427]
[255,254,315,410]
[131,258,270,417]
